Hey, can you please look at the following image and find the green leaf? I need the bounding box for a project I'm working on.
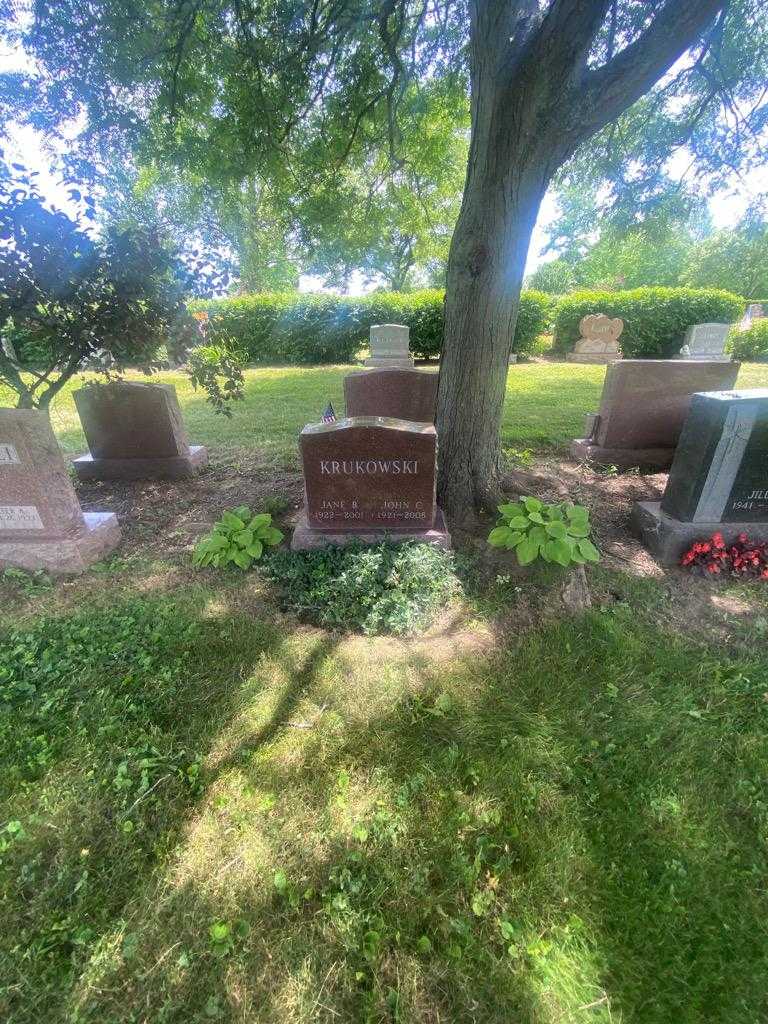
[488,526,514,547]
[577,538,600,562]
[249,513,272,530]
[234,529,254,548]
[416,935,433,955]
[508,515,530,530]
[497,503,524,520]
[232,505,252,521]
[505,531,526,549]
[259,526,284,546]
[567,524,591,538]
[566,504,589,524]
[232,549,252,570]
[528,526,547,547]
[522,496,543,512]
[516,536,540,565]
[274,870,288,893]
[247,540,263,560]
[545,520,567,539]
[544,538,573,566]
[527,511,545,524]
[221,511,246,530]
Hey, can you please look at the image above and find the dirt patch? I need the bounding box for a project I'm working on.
[73,446,304,560]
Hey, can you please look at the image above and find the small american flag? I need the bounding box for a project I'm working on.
[322,402,337,423]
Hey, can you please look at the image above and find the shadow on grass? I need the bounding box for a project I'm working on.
[6,600,764,1022]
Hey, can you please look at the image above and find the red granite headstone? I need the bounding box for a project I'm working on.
[72,381,207,480]
[343,368,438,423]
[570,359,740,468]
[299,417,437,531]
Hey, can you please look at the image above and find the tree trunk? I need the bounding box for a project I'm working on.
[436,7,554,526]
[436,160,546,525]
[435,0,725,527]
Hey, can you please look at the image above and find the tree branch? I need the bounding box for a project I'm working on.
[575,0,726,137]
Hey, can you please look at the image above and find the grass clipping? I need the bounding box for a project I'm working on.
[262,542,457,636]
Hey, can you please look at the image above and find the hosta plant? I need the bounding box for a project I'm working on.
[487,496,599,567]
[193,506,283,570]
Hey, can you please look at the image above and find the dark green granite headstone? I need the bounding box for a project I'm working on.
[661,389,768,523]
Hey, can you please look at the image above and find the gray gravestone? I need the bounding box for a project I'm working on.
[570,359,740,469]
[0,408,121,573]
[632,389,768,564]
[364,324,414,369]
[72,381,208,480]
[291,416,449,549]
[676,323,731,361]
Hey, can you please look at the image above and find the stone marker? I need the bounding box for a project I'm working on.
[0,408,121,573]
[344,368,438,422]
[566,314,623,364]
[72,381,208,481]
[632,388,768,565]
[292,416,450,550]
[676,322,731,360]
[739,303,765,331]
[570,359,741,469]
[364,324,414,369]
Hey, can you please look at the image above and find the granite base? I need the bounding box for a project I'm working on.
[631,501,768,566]
[73,445,208,481]
[291,508,451,551]
[566,353,622,364]
[0,512,122,574]
[364,356,415,369]
[570,438,675,470]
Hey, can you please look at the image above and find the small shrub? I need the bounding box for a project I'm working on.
[681,531,768,577]
[193,506,284,570]
[729,320,768,361]
[261,542,457,635]
[552,287,744,357]
[487,497,599,566]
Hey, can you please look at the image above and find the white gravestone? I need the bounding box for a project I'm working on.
[739,303,766,331]
[364,324,414,369]
[676,323,731,361]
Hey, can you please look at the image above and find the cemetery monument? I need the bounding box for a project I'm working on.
[566,314,624,364]
[72,381,208,481]
[0,408,121,573]
[571,359,740,469]
[632,388,768,565]
[344,367,438,422]
[292,416,450,550]
[675,322,731,360]
[364,324,415,368]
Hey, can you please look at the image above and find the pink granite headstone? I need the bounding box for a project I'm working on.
[0,408,121,573]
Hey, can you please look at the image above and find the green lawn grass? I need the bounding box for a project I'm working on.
[29,360,768,459]
[2,361,768,1022]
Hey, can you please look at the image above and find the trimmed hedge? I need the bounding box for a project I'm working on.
[191,289,551,364]
[552,287,745,358]
[729,319,768,361]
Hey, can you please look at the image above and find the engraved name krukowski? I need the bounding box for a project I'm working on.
[319,459,419,475]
